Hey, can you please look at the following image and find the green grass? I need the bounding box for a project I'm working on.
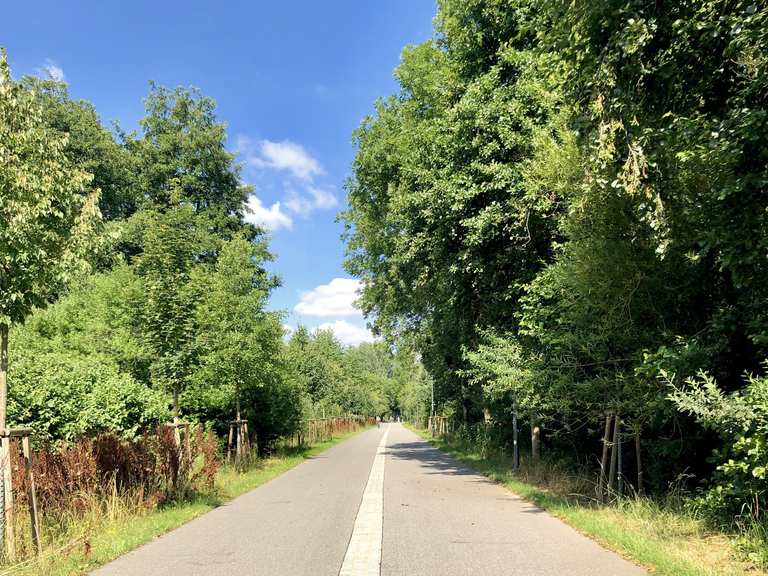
[3,428,369,576]
[408,425,763,576]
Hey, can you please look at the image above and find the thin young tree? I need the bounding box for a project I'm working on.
[135,205,198,428]
[193,235,280,460]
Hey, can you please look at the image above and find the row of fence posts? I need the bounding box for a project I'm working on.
[227,419,251,464]
[0,419,219,562]
[0,414,376,561]
[290,416,375,448]
[428,415,522,470]
[428,412,639,502]
[428,415,450,437]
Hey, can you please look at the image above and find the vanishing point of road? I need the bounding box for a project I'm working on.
[93,424,645,575]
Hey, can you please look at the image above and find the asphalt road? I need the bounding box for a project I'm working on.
[93,423,646,576]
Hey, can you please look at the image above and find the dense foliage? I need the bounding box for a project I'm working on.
[0,52,404,458]
[343,0,767,527]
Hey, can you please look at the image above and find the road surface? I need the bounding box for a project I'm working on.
[93,423,645,576]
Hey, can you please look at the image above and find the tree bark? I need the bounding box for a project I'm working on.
[531,419,541,464]
[598,413,612,502]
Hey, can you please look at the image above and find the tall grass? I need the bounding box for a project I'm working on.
[1,425,219,567]
[0,417,373,576]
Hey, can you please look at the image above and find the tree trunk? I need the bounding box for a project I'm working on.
[617,417,624,498]
[598,413,612,502]
[608,414,619,497]
[236,397,242,460]
[635,427,643,495]
[0,324,7,431]
[512,410,519,471]
[531,419,541,464]
[0,324,13,559]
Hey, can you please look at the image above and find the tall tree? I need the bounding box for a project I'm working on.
[134,205,199,421]
[21,75,138,222]
[127,84,256,243]
[343,0,559,418]
[0,50,99,551]
[0,51,100,429]
[191,235,282,433]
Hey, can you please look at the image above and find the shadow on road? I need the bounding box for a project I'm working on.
[386,441,492,482]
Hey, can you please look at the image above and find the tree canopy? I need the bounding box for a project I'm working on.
[343,0,768,517]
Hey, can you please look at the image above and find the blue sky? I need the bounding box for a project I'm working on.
[1,1,436,345]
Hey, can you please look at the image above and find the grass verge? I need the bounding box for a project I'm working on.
[407,425,763,576]
[5,427,370,576]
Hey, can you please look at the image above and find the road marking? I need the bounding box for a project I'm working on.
[339,424,390,576]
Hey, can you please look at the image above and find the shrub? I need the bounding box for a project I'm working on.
[670,367,768,524]
[7,350,169,443]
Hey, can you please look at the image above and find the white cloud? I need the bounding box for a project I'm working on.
[243,194,293,231]
[306,185,337,210]
[250,139,324,181]
[294,278,361,317]
[283,185,337,216]
[317,320,376,347]
[39,59,65,82]
[284,193,313,216]
[236,136,335,220]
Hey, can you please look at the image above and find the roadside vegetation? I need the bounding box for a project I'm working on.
[1,0,766,573]
[344,0,768,571]
[0,48,422,569]
[411,425,764,576]
[4,424,369,576]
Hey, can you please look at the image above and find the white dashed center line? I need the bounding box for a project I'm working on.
[339,424,390,576]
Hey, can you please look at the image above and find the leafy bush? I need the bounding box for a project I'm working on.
[8,350,169,442]
[670,366,768,523]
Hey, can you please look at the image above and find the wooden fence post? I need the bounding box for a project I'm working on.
[227,423,234,462]
[608,414,620,497]
[185,425,192,469]
[1,435,14,561]
[635,427,643,495]
[617,418,624,499]
[598,413,612,503]
[21,436,40,553]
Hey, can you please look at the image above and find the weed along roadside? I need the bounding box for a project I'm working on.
[408,424,763,576]
[0,418,373,576]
